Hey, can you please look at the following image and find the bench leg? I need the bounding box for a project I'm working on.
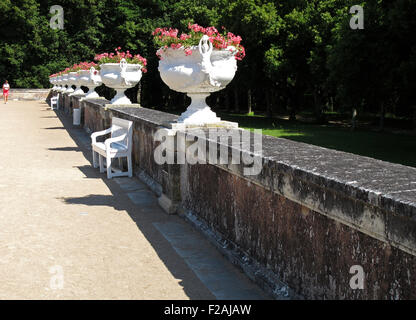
[92,150,98,168]
[118,157,123,170]
[127,155,132,178]
[99,155,104,173]
[106,155,112,179]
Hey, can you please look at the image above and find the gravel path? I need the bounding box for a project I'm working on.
[0,100,267,300]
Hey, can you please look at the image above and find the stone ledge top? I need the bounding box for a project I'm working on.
[12,88,51,92]
[184,127,416,220]
[80,97,178,127]
[260,133,416,217]
[110,106,178,127]
[80,98,108,106]
[78,95,416,219]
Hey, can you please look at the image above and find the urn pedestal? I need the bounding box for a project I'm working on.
[78,68,102,99]
[63,74,74,94]
[50,77,57,90]
[56,76,63,92]
[69,72,84,96]
[100,59,142,105]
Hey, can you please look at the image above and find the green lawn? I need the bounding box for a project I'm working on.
[219,113,416,168]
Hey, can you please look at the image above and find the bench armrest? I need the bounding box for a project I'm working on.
[91,128,112,144]
[105,134,127,151]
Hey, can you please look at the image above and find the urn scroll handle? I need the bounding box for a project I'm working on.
[119,58,131,86]
[198,35,213,74]
[90,66,100,85]
[198,35,222,87]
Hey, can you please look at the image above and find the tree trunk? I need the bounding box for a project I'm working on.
[351,108,357,131]
[329,96,334,113]
[234,87,239,112]
[289,93,296,121]
[225,91,230,112]
[413,106,416,131]
[165,94,170,110]
[379,103,385,131]
[266,90,273,119]
[314,88,326,124]
[247,88,252,114]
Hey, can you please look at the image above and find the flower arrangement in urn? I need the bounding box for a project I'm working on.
[76,61,102,99]
[68,63,85,96]
[49,73,58,90]
[50,69,70,92]
[94,47,147,104]
[153,23,245,125]
[153,23,245,60]
[53,71,63,92]
[61,67,74,93]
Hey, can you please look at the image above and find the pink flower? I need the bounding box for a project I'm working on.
[153,24,245,61]
[184,48,192,56]
[94,48,147,67]
[180,33,190,41]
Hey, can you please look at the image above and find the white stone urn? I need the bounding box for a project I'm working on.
[50,77,56,90]
[78,68,102,99]
[158,35,238,125]
[69,72,84,96]
[56,76,62,91]
[63,74,74,94]
[52,77,58,90]
[61,74,68,92]
[57,75,64,92]
[100,58,142,104]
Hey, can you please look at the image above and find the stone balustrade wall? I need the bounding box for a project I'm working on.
[6,88,51,101]
[52,90,416,299]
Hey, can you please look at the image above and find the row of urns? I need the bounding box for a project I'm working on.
[49,60,139,105]
[50,35,239,125]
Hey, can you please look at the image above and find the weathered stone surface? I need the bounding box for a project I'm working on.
[183,164,416,299]
[71,95,416,299]
[179,128,416,256]
[9,88,50,101]
[81,98,111,135]
[110,105,178,126]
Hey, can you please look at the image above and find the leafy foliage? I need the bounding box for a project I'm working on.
[1,0,415,121]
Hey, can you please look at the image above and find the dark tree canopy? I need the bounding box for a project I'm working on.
[1,0,415,120]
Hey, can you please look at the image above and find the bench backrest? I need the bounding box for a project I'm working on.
[111,117,133,151]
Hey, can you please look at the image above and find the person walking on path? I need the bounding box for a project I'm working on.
[3,80,10,104]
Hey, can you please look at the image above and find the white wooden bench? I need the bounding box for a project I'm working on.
[50,96,58,110]
[91,117,133,179]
